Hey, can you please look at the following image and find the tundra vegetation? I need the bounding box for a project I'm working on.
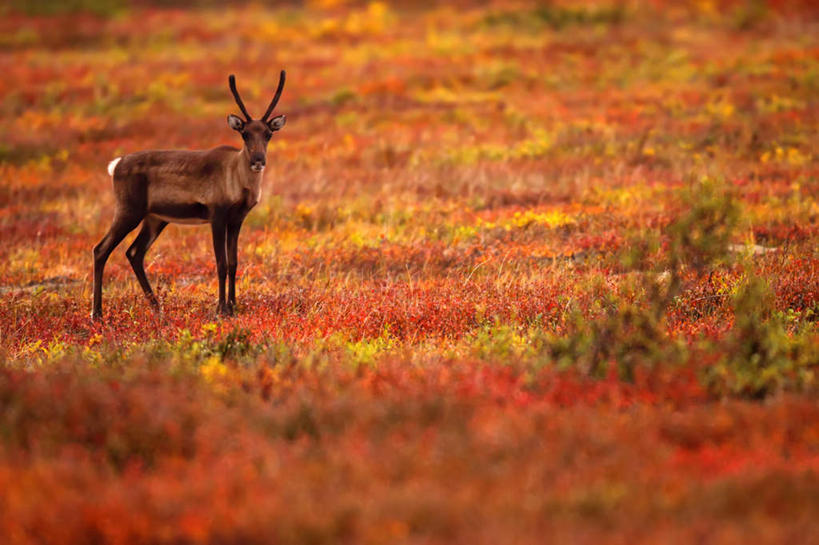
[1,1,818,544]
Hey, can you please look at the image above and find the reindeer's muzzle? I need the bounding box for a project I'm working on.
[249,153,266,172]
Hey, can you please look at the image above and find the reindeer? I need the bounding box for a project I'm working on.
[91,71,287,321]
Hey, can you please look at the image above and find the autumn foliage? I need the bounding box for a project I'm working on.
[1,0,818,543]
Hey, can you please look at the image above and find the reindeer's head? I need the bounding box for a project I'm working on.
[227,72,287,173]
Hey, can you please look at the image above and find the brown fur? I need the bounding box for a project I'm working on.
[111,146,261,224]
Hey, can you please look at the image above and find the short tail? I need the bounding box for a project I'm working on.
[107,157,122,176]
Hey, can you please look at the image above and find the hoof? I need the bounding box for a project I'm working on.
[148,298,163,316]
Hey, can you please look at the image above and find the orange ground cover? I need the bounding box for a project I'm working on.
[1,1,818,543]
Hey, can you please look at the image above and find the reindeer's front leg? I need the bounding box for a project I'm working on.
[226,215,246,314]
[210,214,229,315]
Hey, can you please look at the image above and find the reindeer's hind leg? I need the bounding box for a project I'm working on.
[126,216,168,310]
[92,212,143,321]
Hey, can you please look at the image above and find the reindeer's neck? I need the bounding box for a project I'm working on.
[227,148,263,207]
[232,148,263,187]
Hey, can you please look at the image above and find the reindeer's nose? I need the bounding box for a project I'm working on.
[250,154,266,172]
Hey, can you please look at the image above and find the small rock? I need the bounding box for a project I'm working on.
[727,244,778,255]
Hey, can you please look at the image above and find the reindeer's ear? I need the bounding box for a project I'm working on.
[227,114,245,131]
[267,114,286,132]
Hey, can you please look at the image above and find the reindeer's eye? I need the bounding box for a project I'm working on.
[264,131,272,140]
[242,133,249,141]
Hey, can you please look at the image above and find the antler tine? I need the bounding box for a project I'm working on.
[228,74,252,121]
[262,70,286,122]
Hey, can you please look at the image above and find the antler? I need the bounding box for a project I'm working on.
[228,74,252,121]
[262,70,286,122]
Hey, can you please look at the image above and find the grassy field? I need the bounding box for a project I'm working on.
[1,1,818,543]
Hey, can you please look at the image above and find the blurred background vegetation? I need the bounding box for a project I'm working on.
[3,0,816,19]
[9,0,470,17]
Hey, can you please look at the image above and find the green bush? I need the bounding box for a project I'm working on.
[545,180,740,381]
[8,0,126,16]
[546,297,682,381]
[702,275,818,398]
[666,179,742,279]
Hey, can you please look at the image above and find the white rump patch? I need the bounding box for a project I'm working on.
[107,157,121,176]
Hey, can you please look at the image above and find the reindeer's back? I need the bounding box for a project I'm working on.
[108,147,240,218]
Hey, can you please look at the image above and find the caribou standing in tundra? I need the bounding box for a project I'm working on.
[92,72,287,321]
